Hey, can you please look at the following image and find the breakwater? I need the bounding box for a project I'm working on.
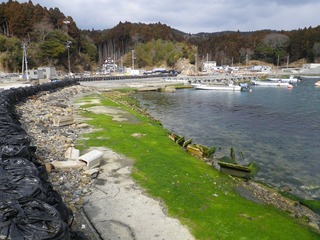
[75,74,258,84]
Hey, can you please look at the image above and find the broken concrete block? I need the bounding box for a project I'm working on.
[53,116,74,127]
[44,163,53,172]
[79,150,103,169]
[51,160,86,170]
[83,168,100,178]
[65,147,80,160]
[76,123,90,128]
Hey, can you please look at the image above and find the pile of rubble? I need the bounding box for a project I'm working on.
[16,85,99,237]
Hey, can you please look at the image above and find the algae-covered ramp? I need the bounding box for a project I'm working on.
[76,91,320,240]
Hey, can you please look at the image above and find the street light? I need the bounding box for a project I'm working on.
[63,20,71,76]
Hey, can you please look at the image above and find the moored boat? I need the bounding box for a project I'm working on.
[186,144,216,158]
[267,75,299,83]
[218,156,260,179]
[252,80,293,87]
[182,138,192,148]
[193,84,242,91]
[168,133,184,146]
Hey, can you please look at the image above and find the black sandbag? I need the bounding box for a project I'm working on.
[0,79,79,239]
[0,171,46,201]
[0,144,34,160]
[0,157,39,178]
[0,157,72,224]
[44,188,74,225]
[0,198,70,240]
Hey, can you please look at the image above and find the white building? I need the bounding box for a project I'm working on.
[248,65,271,73]
[27,69,44,80]
[38,67,57,79]
[302,63,320,69]
[202,61,217,72]
[26,67,57,81]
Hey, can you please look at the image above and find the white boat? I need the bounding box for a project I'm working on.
[267,75,299,83]
[252,80,293,87]
[194,84,242,91]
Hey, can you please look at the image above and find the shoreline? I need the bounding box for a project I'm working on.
[16,84,196,239]
[15,81,315,239]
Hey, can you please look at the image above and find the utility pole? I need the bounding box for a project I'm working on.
[132,50,135,70]
[21,43,29,81]
[63,19,71,76]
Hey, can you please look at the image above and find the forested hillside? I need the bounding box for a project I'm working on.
[1,0,320,73]
[91,22,320,69]
[0,0,97,73]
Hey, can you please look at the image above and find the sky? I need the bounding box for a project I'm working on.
[15,0,320,33]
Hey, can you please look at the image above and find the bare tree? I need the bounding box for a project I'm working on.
[33,19,54,42]
[263,33,290,49]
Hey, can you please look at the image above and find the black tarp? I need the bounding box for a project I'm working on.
[0,80,83,239]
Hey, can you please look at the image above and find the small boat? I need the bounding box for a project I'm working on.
[298,75,320,80]
[315,81,320,86]
[168,133,184,146]
[186,144,216,158]
[182,138,192,148]
[176,136,185,146]
[218,156,260,179]
[193,84,242,91]
[267,75,299,83]
[252,80,293,87]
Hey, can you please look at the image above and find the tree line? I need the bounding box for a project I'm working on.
[1,0,320,74]
[0,0,97,73]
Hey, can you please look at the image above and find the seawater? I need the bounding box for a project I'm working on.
[135,77,320,200]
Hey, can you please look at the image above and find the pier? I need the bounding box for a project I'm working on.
[163,75,259,84]
[75,74,259,84]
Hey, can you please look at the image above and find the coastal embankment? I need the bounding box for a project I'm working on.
[4,78,320,239]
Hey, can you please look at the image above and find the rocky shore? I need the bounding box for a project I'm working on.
[15,84,320,238]
[16,85,98,238]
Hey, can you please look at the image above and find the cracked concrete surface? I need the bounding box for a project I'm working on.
[83,147,194,240]
[72,83,195,239]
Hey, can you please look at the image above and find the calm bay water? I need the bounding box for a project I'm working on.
[135,77,320,200]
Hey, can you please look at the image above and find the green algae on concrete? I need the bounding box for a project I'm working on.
[75,91,320,240]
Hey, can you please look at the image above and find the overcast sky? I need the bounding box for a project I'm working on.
[15,0,320,33]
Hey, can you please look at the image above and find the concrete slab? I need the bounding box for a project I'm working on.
[82,147,194,240]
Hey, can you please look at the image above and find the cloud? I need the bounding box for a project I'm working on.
[16,0,320,33]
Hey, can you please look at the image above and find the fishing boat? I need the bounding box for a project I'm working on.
[267,75,299,83]
[252,80,293,87]
[193,84,242,91]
